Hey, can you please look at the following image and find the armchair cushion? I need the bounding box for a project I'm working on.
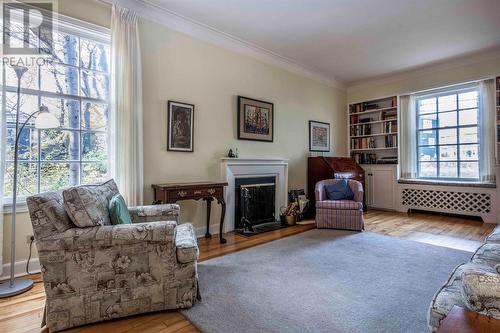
[176,223,199,263]
[39,196,74,232]
[325,179,354,200]
[317,200,363,210]
[63,179,118,227]
[129,204,180,223]
[109,194,132,225]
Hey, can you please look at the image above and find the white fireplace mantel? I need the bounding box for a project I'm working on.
[220,158,289,232]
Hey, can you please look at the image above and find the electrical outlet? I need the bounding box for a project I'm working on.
[26,235,34,243]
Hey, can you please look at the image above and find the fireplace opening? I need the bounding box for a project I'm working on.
[235,177,276,229]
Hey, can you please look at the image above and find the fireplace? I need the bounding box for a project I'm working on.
[235,177,276,228]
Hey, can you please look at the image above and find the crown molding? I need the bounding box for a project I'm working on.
[103,0,345,90]
[347,46,500,92]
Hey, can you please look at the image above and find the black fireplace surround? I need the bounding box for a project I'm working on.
[235,177,276,228]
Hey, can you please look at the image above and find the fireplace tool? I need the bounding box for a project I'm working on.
[240,187,255,233]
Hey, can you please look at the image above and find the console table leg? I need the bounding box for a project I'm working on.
[204,197,213,238]
[219,199,227,244]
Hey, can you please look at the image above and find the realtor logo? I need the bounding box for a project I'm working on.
[2,1,53,55]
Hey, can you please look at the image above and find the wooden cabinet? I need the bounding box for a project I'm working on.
[362,165,396,210]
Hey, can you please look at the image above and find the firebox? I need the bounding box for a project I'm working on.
[235,177,276,229]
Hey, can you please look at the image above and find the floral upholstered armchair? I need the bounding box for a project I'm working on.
[315,179,364,231]
[27,180,199,333]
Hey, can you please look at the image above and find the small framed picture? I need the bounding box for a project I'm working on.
[167,101,194,152]
[238,96,274,142]
[309,120,330,152]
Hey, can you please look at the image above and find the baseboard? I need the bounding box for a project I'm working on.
[0,258,40,281]
[194,223,220,238]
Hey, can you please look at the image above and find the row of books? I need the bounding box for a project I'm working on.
[351,153,377,165]
[351,137,376,149]
[351,124,372,136]
[385,134,397,148]
[350,97,397,114]
[383,120,397,134]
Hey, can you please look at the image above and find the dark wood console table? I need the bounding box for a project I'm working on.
[152,181,228,244]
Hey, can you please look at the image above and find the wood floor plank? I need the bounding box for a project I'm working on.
[0,210,495,333]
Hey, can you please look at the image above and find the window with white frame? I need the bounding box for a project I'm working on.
[2,17,111,201]
[416,85,480,180]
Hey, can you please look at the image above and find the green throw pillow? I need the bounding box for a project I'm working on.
[109,194,132,225]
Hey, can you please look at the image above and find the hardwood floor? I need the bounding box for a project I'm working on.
[0,211,495,333]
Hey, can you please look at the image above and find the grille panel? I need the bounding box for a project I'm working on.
[401,189,491,214]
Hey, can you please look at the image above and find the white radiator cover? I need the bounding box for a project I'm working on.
[397,183,497,223]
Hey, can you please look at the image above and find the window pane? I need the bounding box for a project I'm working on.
[459,144,479,161]
[419,130,436,145]
[80,39,110,72]
[459,109,477,126]
[5,63,38,90]
[4,162,38,197]
[439,128,457,144]
[41,96,80,129]
[5,92,38,125]
[82,101,108,130]
[439,162,458,178]
[459,127,478,143]
[419,146,437,161]
[82,132,107,161]
[458,91,478,109]
[438,95,456,112]
[50,32,79,66]
[439,145,457,161]
[40,163,78,192]
[80,70,109,99]
[418,113,437,129]
[82,163,108,184]
[438,111,457,127]
[6,127,38,161]
[460,162,479,179]
[41,130,80,161]
[419,162,437,178]
[418,97,436,114]
[41,63,79,95]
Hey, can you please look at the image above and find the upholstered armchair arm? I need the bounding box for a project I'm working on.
[315,180,328,202]
[128,204,180,223]
[36,221,177,252]
[348,180,364,203]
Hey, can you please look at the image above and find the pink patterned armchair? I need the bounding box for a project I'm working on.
[315,179,364,231]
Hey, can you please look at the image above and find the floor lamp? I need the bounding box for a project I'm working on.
[0,65,59,298]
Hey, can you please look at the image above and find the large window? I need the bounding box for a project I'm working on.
[2,18,111,201]
[416,85,480,180]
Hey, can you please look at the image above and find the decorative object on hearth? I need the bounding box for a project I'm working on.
[239,187,256,233]
[280,203,298,225]
[237,96,274,142]
[0,65,60,298]
[227,148,235,158]
[309,120,330,152]
[288,189,309,221]
[167,100,194,152]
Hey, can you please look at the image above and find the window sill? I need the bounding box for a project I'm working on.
[3,201,29,214]
[398,179,496,188]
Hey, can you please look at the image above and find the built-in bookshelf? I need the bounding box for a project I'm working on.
[349,96,398,165]
[496,76,500,162]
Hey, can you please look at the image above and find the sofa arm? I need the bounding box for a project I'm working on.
[36,221,177,252]
[461,270,500,318]
[175,223,199,264]
[348,180,364,203]
[128,204,180,223]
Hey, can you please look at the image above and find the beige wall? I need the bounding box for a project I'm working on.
[347,52,500,103]
[2,0,346,267]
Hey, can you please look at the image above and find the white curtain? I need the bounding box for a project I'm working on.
[110,5,144,206]
[399,94,417,179]
[479,79,496,182]
[0,88,4,275]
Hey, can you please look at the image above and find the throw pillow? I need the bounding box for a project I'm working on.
[325,180,354,200]
[63,179,119,227]
[109,194,132,225]
[40,198,74,232]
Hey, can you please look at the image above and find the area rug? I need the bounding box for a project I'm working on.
[181,229,472,333]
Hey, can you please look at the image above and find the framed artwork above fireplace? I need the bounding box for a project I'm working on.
[237,96,274,142]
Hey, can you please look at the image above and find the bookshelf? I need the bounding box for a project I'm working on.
[496,76,500,162]
[349,96,398,165]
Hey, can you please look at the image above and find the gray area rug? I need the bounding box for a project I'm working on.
[182,229,471,333]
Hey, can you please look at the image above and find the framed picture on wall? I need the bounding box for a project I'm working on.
[237,96,274,142]
[167,100,194,152]
[309,120,330,152]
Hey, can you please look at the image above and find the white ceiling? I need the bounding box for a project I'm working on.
[144,0,500,86]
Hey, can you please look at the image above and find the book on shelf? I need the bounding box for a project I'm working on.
[384,134,397,148]
[383,120,397,134]
[351,137,376,149]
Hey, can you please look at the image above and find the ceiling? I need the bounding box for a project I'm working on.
[147,0,500,85]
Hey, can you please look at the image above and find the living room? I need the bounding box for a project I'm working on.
[1,0,500,332]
